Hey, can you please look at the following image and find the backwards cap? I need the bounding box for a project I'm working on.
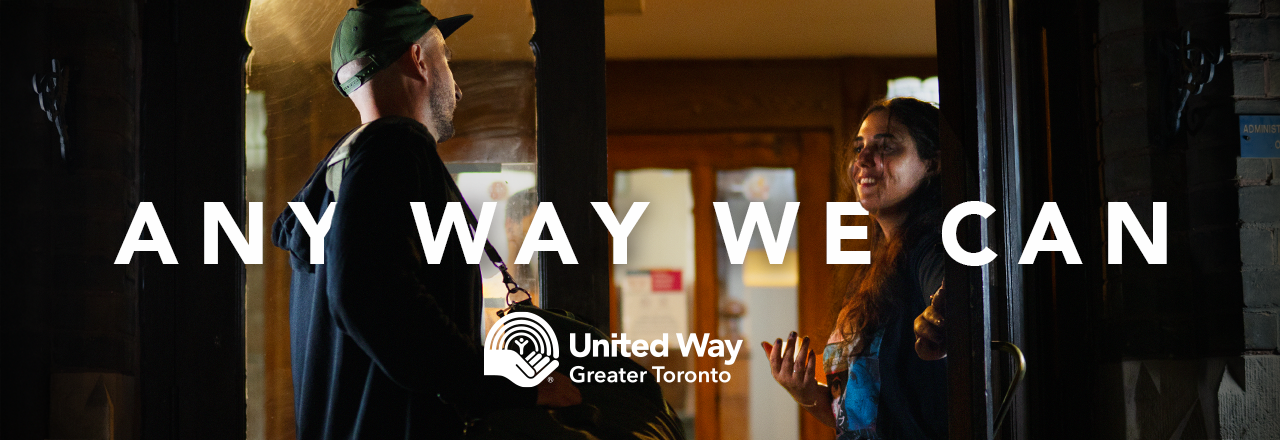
[330,0,471,97]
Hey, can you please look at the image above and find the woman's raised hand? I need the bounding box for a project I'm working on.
[761,331,824,408]
[914,283,947,360]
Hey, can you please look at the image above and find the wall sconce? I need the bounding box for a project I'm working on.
[1166,31,1224,136]
[33,59,70,163]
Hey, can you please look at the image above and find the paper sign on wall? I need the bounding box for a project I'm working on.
[649,269,682,292]
[622,270,688,342]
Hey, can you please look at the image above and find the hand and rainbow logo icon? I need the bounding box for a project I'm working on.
[483,312,560,387]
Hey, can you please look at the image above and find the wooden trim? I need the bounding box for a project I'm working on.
[606,60,841,133]
[606,58,937,136]
[796,132,837,440]
[607,170,620,335]
[610,133,804,170]
[691,165,721,440]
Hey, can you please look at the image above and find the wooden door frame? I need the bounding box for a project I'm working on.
[532,0,611,329]
[609,131,834,440]
[139,0,251,438]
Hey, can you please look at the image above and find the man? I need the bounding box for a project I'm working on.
[271,1,578,439]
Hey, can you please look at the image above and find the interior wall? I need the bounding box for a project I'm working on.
[607,57,936,200]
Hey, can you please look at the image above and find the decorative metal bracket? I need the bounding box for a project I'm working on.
[33,59,70,162]
[1166,31,1224,136]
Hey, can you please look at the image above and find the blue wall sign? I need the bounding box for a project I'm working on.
[1241,115,1280,158]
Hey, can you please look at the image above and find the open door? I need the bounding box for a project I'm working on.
[935,0,1103,438]
[936,0,1035,438]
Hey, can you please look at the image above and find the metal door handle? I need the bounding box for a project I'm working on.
[991,340,1026,435]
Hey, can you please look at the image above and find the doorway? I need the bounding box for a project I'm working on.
[609,132,834,440]
[611,131,839,440]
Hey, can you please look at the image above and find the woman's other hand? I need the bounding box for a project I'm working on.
[762,332,826,409]
[914,283,947,360]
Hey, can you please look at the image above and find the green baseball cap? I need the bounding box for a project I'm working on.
[330,0,472,97]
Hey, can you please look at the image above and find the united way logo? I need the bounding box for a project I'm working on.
[483,312,560,387]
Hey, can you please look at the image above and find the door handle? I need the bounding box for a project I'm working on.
[991,340,1026,435]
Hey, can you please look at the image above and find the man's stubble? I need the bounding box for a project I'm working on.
[428,68,457,143]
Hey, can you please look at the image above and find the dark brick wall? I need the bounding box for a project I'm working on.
[1092,0,1280,436]
[1230,0,1280,113]
[1231,0,1280,353]
[1092,0,1260,437]
[1096,0,1243,359]
[1226,3,1280,434]
[1,0,143,438]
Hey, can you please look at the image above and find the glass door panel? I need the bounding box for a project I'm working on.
[451,165,538,335]
[715,168,800,440]
[612,169,698,436]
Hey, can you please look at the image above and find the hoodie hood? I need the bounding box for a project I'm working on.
[272,156,334,272]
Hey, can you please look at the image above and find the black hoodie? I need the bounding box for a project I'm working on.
[272,116,534,440]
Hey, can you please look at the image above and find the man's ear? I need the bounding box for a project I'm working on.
[407,43,432,83]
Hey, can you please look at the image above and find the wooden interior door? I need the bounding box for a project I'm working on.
[609,131,834,440]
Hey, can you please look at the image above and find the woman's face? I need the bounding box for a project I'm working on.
[850,111,934,215]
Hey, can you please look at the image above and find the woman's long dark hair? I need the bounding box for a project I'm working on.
[833,97,942,352]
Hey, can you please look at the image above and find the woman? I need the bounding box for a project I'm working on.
[762,97,947,440]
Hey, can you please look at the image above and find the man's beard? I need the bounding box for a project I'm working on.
[428,77,456,142]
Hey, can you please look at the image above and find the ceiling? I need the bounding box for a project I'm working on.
[246,0,936,64]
